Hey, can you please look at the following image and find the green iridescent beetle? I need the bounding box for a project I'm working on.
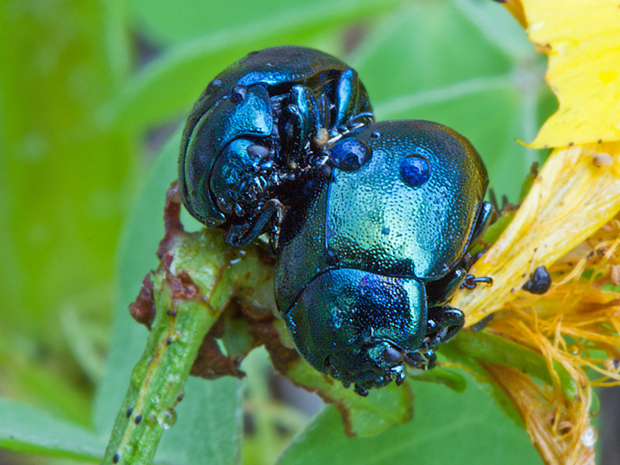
[179,47,492,396]
[275,120,492,395]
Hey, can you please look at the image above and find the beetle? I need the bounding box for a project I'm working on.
[178,46,373,249]
[275,120,492,395]
[522,266,551,295]
[179,47,492,396]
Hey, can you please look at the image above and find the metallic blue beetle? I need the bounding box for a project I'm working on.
[178,46,373,249]
[277,121,491,395]
[179,47,492,396]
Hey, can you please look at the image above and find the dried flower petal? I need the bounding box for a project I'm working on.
[445,3,620,464]
[484,363,596,465]
[454,143,620,323]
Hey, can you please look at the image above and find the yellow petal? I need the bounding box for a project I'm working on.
[454,142,620,324]
[484,364,596,465]
[517,0,620,147]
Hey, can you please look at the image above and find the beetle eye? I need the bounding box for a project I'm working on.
[229,85,247,103]
[399,154,431,187]
[383,345,404,363]
[330,137,372,172]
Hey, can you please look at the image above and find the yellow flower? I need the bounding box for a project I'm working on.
[451,1,620,463]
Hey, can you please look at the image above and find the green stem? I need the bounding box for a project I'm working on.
[101,278,219,465]
[445,330,579,401]
[244,351,279,465]
[100,217,276,464]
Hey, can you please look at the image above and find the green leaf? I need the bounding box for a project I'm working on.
[130,0,401,45]
[277,375,542,465]
[154,378,242,465]
[0,0,135,424]
[352,0,554,201]
[0,397,105,461]
[104,0,402,131]
[283,359,414,437]
[94,130,242,465]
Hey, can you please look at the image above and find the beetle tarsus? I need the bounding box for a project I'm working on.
[470,313,495,332]
[354,385,369,397]
[394,366,406,385]
[425,306,465,349]
[461,274,493,290]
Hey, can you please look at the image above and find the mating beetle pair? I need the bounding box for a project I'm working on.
[179,46,492,396]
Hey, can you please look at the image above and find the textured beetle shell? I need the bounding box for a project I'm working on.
[326,120,488,281]
[178,47,491,393]
[275,120,488,313]
[181,86,274,225]
[178,46,373,229]
[285,269,426,379]
[184,46,353,129]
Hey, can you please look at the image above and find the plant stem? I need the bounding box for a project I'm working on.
[101,275,218,465]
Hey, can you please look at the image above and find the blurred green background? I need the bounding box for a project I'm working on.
[0,0,567,464]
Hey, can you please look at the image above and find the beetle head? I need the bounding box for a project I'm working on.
[285,269,427,394]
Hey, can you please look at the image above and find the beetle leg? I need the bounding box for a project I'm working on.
[267,199,285,252]
[468,201,494,248]
[404,349,436,370]
[281,85,321,168]
[469,313,495,332]
[333,68,356,131]
[424,350,437,369]
[461,274,493,290]
[489,187,522,215]
[424,306,465,349]
[425,266,468,307]
[333,68,374,136]
[425,244,493,306]
[354,385,369,397]
[467,247,490,266]
[393,365,406,385]
[224,198,284,249]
